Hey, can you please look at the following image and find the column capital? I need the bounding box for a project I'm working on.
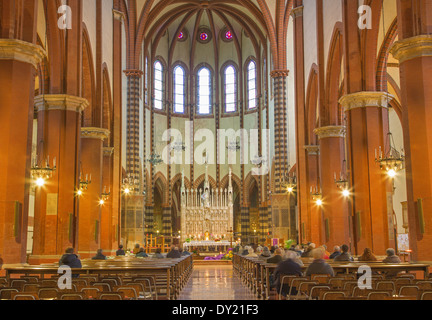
[304,145,320,155]
[34,94,89,113]
[112,9,125,22]
[339,91,394,111]
[81,127,110,141]
[390,35,432,64]
[314,126,346,139]
[270,69,290,78]
[291,6,304,18]
[124,69,144,77]
[0,39,46,69]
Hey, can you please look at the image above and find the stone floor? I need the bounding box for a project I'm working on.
[177,265,258,300]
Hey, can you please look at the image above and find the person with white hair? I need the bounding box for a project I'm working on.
[246,246,258,257]
[272,250,303,297]
[284,250,304,267]
[305,248,335,277]
[329,246,341,259]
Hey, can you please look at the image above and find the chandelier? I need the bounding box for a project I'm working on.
[79,172,92,193]
[282,166,297,193]
[122,175,140,195]
[101,186,111,201]
[335,160,349,190]
[31,155,56,187]
[146,153,163,166]
[226,140,241,152]
[251,155,267,168]
[310,185,323,206]
[375,132,405,177]
[171,141,186,152]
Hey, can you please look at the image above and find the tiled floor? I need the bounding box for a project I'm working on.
[178,265,258,300]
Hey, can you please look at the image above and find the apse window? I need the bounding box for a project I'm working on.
[224,65,237,113]
[154,61,164,110]
[173,65,186,114]
[197,67,212,115]
[247,60,257,110]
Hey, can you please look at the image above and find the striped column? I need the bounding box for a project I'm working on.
[271,70,289,193]
[162,206,172,244]
[124,70,143,182]
[241,207,250,244]
[259,206,269,243]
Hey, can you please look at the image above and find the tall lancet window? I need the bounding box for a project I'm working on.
[197,67,212,115]
[173,65,186,114]
[224,65,237,113]
[154,60,163,110]
[247,60,257,110]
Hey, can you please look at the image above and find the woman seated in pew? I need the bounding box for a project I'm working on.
[284,249,304,267]
[358,248,378,262]
[305,248,335,277]
[382,248,402,279]
[259,247,272,260]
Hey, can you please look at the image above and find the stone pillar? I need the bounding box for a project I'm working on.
[391,24,432,260]
[0,39,45,265]
[30,95,88,264]
[314,126,350,249]
[77,127,110,258]
[304,145,322,245]
[339,92,396,255]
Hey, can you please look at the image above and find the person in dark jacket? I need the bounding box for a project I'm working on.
[329,246,341,259]
[305,248,335,277]
[166,246,182,258]
[334,244,354,262]
[92,249,107,260]
[136,247,148,258]
[116,245,126,256]
[153,248,164,259]
[272,251,303,297]
[267,248,284,264]
[59,248,82,278]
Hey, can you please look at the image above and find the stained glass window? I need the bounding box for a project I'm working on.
[247,60,257,110]
[197,67,211,115]
[224,65,236,113]
[154,61,163,110]
[173,65,185,114]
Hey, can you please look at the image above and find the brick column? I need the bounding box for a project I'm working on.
[78,127,110,258]
[30,95,88,264]
[391,13,432,260]
[339,92,396,255]
[100,147,117,255]
[314,126,350,249]
[0,38,45,265]
[304,145,323,245]
[162,206,172,244]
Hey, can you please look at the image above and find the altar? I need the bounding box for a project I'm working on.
[180,166,234,247]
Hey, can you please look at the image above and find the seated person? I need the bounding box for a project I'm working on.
[267,248,284,264]
[358,248,378,262]
[153,248,164,259]
[382,248,402,279]
[259,247,272,260]
[136,247,148,258]
[182,248,192,256]
[322,245,331,257]
[242,246,250,256]
[246,247,258,257]
[284,249,304,266]
[166,246,182,258]
[305,248,335,277]
[329,246,341,259]
[92,249,107,260]
[116,245,126,256]
[301,245,314,258]
[133,243,140,255]
[334,244,354,262]
[272,251,303,297]
[59,248,82,278]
